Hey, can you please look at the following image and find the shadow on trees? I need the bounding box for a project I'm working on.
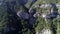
[2,1,22,34]
[2,0,36,34]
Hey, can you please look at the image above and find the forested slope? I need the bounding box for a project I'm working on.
[0,0,60,34]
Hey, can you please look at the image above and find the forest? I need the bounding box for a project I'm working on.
[0,0,60,34]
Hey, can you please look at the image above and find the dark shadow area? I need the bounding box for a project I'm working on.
[2,0,36,34]
[2,1,22,34]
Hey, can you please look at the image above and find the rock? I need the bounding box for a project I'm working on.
[17,11,29,19]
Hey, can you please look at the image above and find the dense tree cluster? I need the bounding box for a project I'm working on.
[0,0,37,34]
[0,0,60,34]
